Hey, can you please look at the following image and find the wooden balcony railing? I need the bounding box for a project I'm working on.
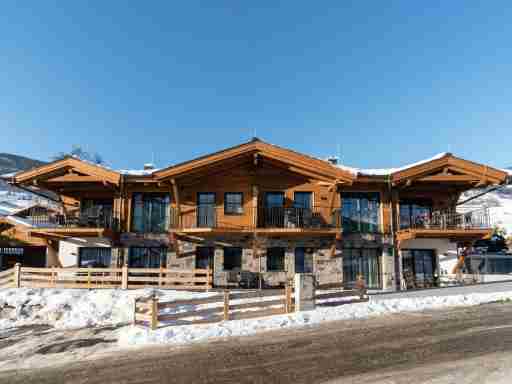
[399,208,491,231]
[170,206,343,231]
[26,208,118,230]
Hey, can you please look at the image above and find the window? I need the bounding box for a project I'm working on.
[223,247,242,271]
[402,249,436,283]
[81,199,114,228]
[196,247,214,269]
[341,192,380,233]
[265,192,284,207]
[197,192,216,227]
[294,192,312,209]
[131,193,170,233]
[295,247,312,273]
[399,200,432,229]
[224,193,243,215]
[267,247,285,272]
[128,247,167,268]
[343,248,381,289]
[78,247,112,268]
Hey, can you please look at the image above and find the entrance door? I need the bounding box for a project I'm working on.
[264,192,285,227]
[197,193,216,228]
[402,249,436,287]
[195,247,214,270]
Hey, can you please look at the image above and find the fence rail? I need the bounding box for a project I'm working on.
[134,283,366,330]
[0,264,212,290]
[134,286,294,329]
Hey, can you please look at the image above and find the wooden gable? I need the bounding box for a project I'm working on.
[153,138,355,184]
[391,154,508,187]
[13,157,121,187]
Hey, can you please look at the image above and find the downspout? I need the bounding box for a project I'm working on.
[388,174,399,291]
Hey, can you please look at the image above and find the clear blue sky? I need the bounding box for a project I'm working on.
[1,1,511,170]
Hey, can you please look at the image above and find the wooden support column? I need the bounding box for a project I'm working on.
[171,179,181,228]
[252,184,259,228]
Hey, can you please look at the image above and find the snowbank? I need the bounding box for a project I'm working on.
[118,289,512,347]
[0,288,217,330]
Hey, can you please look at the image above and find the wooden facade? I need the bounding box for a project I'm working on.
[5,139,510,289]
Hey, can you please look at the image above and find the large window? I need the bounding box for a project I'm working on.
[402,249,436,283]
[197,192,216,227]
[131,193,170,233]
[196,247,214,269]
[267,247,285,272]
[341,192,380,233]
[294,192,312,209]
[224,193,243,215]
[295,247,312,273]
[81,199,114,228]
[223,247,242,271]
[399,200,432,229]
[128,247,167,268]
[78,247,112,268]
[343,248,381,289]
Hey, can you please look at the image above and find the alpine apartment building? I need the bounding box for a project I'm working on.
[5,138,510,290]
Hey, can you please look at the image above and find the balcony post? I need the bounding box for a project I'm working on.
[171,179,181,228]
[252,185,259,229]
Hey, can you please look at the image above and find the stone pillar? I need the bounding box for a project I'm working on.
[381,247,396,292]
[294,273,316,312]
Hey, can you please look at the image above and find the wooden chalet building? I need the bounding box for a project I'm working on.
[5,138,511,290]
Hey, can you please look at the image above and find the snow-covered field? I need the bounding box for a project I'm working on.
[3,287,512,349]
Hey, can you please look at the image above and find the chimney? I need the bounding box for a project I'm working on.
[327,156,338,166]
[143,163,155,171]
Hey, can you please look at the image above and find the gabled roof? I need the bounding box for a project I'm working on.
[11,157,121,186]
[153,138,355,184]
[390,153,508,186]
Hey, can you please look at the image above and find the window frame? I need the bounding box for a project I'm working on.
[224,192,244,215]
[341,192,381,233]
[78,247,112,268]
[223,247,242,271]
[267,247,286,272]
[293,191,313,209]
[128,246,168,268]
[131,193,170,233]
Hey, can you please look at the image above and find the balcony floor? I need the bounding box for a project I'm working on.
[396,228,492,242]
[172,227,341,237]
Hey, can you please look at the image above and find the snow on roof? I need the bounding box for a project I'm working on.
[338,153,449,177]
[117,168,160,176]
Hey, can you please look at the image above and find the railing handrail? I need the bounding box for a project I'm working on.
[400,207,491,230]
[170,205,344,230]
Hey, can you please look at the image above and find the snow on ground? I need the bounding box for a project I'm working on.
[0,288,218,330]
[118,288,512,347]
[4,286,512,350]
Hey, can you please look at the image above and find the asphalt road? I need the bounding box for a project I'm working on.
[2,301,512,384]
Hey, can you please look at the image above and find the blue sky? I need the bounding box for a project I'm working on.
[1,1,511,170]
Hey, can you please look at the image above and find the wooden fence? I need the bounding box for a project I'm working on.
[0,264,212,290]
[0,268,15,288]
[134,286,294,330]
[134,283,367,330]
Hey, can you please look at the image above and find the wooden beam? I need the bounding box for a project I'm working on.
[171,179,181,228]
[418,174,480,182]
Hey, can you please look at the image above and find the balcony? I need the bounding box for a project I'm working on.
[22,207,118,237]
[170,206,343,235]
[396,208,492,242]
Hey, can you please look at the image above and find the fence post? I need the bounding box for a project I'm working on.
[122,264,128,290]
[14,263,21,288]
[87,266,92,290]
[223,290,230,321]
[151,295,158,330]
[158,266,163,287]
[294,273,315,312]
[285,284,293,313]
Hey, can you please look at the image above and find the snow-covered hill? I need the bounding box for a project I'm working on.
[459,184,512,235]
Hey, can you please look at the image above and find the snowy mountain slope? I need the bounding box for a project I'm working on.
[459,184,512,235]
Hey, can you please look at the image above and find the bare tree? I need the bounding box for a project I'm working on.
[53,145,104,165]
